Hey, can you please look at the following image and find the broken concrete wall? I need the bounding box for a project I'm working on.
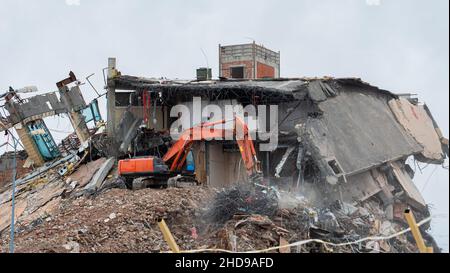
[389,98,446,164]
[300,87,423,182]
[5,93,64,125]
[59,86,87,112]
[266,79,447,217]
[328,171,385,205]
[305,159,428,215]
[277,100,314,136]
[269,145,299,181]
[387,161,427,210]
[4,88,87,127]
[207,143,247,188]
[114,110,142,155]
[207,143,229,188]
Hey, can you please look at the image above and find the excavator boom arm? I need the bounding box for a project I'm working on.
[163,117,260,175]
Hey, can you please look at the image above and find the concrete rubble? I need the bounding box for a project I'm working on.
[0,185,437,253]
[0,58,448,253]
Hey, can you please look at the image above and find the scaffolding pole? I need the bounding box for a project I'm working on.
[9,134,18,253]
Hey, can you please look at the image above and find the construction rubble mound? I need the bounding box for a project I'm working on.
[0,179,440,253]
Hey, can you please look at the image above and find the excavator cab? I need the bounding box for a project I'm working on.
[118,156,168,188]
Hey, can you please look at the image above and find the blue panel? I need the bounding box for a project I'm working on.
[82,99,102,123]
[28,120,60,161]
[186,151,195,172]
[82,107,94,123]
[32,133,53,159]
[91,99,101,122]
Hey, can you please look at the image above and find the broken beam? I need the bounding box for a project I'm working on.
[83,157,115,192]
[56,71,77,89]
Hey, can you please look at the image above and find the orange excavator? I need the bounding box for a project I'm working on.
[118,116,262,188]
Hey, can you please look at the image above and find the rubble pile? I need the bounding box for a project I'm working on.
[0,186,214,253]
[198,191,431,253]
[0,182,436,253]
[203,185,279,224]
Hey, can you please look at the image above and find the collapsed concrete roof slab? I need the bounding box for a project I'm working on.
[389,98,446,164]
[300,88,423,180]
[0,199,27,233]
[328,170,385,204]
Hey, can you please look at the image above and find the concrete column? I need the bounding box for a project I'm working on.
[277,51,281,78]
[218,44,222,78]
[252,41,257,79]
[68,111,90,143]
[107,58,117,136]
[58,85,91,143]
[14,123,45,167]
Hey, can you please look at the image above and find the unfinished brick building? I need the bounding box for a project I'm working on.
[219,42,280,79]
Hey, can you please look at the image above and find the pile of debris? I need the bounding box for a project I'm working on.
[197,189,435,253]
[0,186,213,253]
[0,181,438,253]
[203,185,279,224]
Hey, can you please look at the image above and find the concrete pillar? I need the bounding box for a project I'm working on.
[58,85,91,143]
[68,111,90,143]
[14,123,45,167]
[252,41,257,79]
[107,58,117,136]
[218,44,222,78]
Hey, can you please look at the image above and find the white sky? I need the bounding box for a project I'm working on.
[0,0,448,251]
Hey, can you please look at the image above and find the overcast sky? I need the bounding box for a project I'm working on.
[0,0,448,251]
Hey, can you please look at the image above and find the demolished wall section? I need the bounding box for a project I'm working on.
[302,87,423,180]
[389,98,446,164]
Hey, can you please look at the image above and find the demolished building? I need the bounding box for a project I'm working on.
[105,58,447,212]
[0,57,448,253]
[0,72,102,167]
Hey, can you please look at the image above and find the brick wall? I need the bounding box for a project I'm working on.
[257,62,275,78]
[220,60,254,79]
[221,61,277,79]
